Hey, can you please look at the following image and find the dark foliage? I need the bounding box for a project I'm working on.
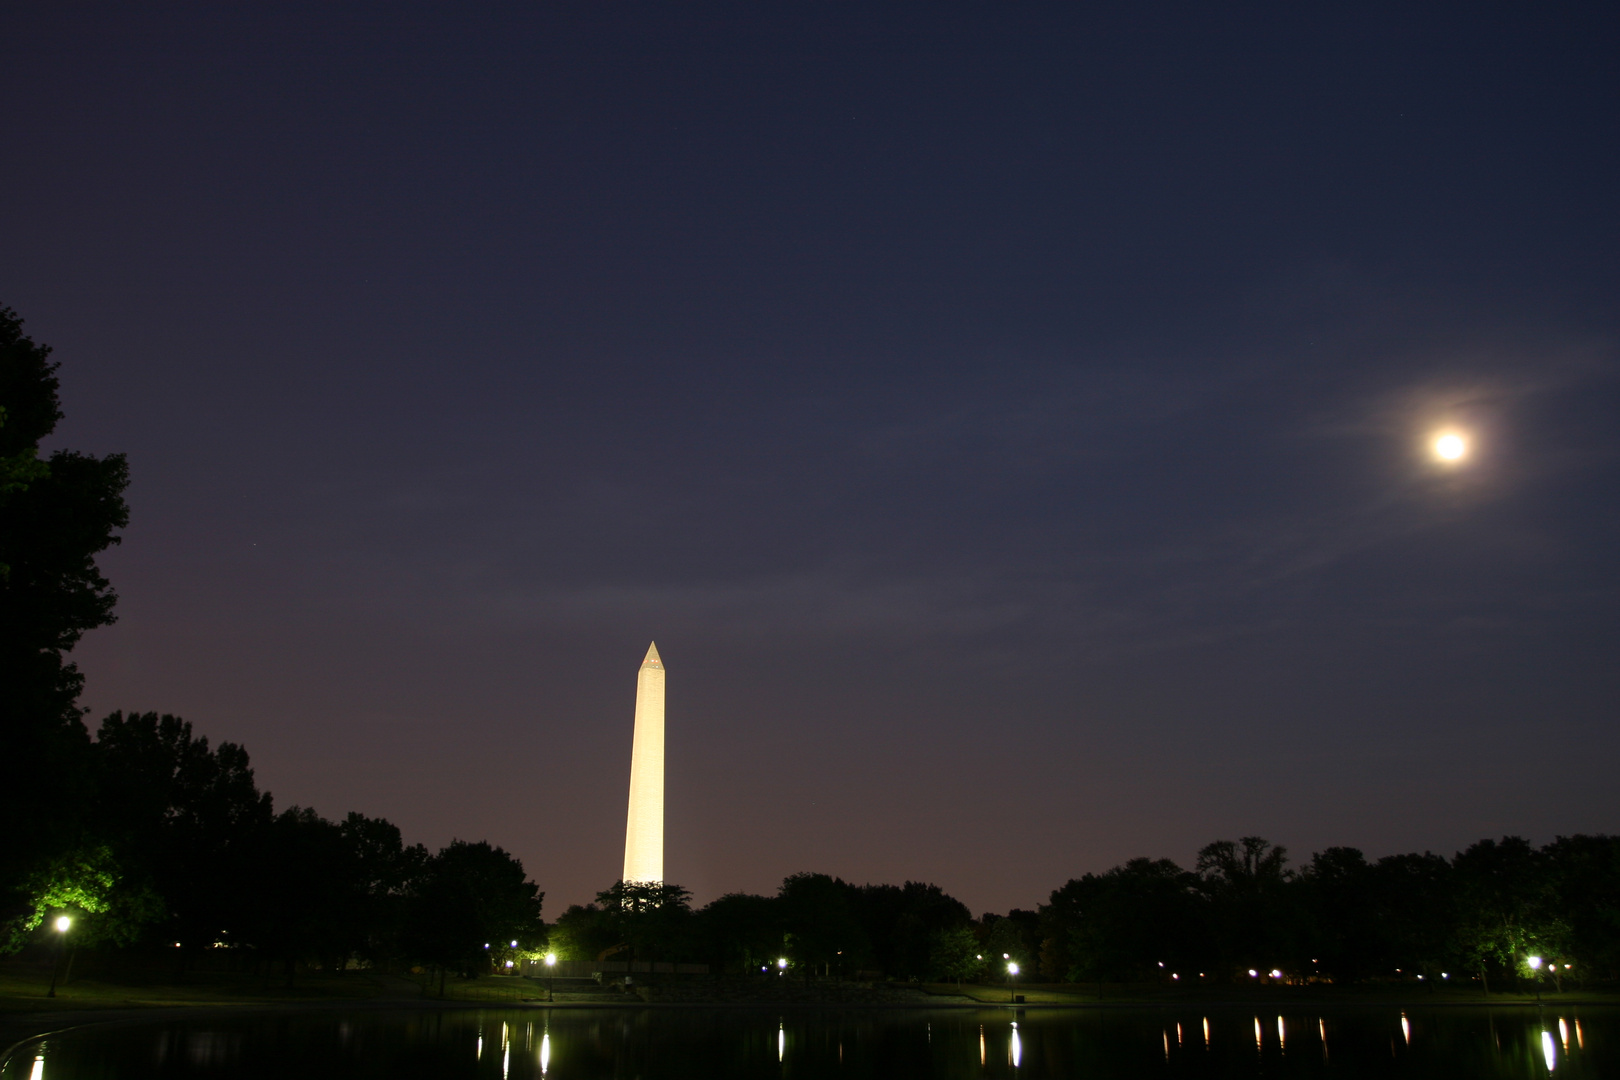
[0,307,128,939]
[1036,835,1620,989]
[404,840,546,979]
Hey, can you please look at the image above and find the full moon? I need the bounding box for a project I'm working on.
[1432,431,1469,461]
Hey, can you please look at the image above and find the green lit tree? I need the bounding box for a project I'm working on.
[549,903,616,963]
[928,925,984,986]
[10,845,163,955]
[1451,837,1562,995]
[0,306,130,949]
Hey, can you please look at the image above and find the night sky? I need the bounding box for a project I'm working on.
[5,3,1617,917]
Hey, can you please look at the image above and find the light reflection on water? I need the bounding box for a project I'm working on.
[4,1005,1617,1078]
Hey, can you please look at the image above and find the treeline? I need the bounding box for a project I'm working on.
[1036,835,1620,988]
[12,711,545,983]
[551,875,973,979]
[544,834,1620,989]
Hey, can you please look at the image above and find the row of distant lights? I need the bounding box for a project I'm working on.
[74,910,1574,988]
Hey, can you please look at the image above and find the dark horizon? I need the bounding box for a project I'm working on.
[4,2,1617,916]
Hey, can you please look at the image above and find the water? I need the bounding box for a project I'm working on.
[4,1005,1613,1078]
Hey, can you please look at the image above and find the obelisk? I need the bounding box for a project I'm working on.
[621,642,665,884]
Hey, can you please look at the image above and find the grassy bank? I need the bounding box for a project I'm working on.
[0,965,578,1014]
[5,961,1616,1015]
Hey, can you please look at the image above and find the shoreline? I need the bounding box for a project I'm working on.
[6,989,1613,1069]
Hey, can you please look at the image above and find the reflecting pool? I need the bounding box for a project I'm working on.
[4,1005,1615,1078]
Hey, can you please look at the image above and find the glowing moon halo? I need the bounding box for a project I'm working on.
[1432,431,1469,462]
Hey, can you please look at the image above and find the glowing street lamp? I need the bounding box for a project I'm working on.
[1527,955,1544,1002]
[1006,960,1020,1002]
[544,952,557,1001]
[47,915,72,998]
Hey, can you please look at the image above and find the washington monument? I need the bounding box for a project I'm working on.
[621,642,665,884]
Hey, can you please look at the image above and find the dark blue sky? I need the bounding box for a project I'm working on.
[5,2,1617,914]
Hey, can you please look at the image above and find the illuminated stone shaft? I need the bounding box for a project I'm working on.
[622,642,665,884]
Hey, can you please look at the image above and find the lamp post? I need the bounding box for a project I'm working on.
[1527,955,1543,1003]
[1006,961,1019,1003]
[46,915,71,998]
[544,952,557,1002]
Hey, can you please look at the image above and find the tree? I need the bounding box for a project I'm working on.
[1196,837,1299,977]
[694,892,781,973]
[1451,837,1564,994]
[549,903,617,964]
[336,812,430,969]
[928,926,983,985]
[980,910,1041,977]
[240,807,430,977]
[1543,834,1620,982]
[847,880,969,979]
[250,808,354,979]
[594,880,693,965]
[1044,858,1205,982]
[780,873,864,976]
[1297,847,1379,981]
[6,844,163,956]
[406,841,544,985]
[1368,851,1454,977]
[0,306,129,940]
[0,404,48,557]
[89,711,273,959]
